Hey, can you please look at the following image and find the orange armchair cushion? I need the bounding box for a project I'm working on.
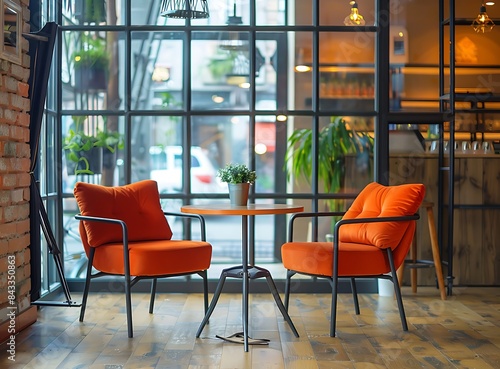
[340,182,425,249]
[74,180,173,247]
[282,222,416,277]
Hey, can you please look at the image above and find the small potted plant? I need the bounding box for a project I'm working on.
[217,163,257,206]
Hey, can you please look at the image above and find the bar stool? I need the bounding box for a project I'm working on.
[397,201,447,300]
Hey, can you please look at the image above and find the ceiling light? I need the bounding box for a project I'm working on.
[160,0,209,19]
[344,1,365,26]
[472,3,495,33]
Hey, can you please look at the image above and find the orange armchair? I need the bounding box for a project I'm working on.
[281,182,425,337]
[73,180,212,338]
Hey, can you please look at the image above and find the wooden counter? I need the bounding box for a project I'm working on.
[389,153,500,286]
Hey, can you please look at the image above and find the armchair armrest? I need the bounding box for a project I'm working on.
[288,211,345,242]
[333,213,420,248]
[74,214,129,247]
[163,211,208,241]
[75,214,132,275]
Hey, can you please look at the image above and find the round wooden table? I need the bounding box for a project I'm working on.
[181,203,303,351]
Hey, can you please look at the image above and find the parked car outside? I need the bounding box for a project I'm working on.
[149,145,226,195]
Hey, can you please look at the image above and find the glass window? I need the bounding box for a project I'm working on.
[131,32,184,111]
[62,0,125,26]
[256,0,286,26]
[61,31,125,111]
[46,0,384,282]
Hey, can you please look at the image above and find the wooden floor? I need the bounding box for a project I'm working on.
[1,287,500,368]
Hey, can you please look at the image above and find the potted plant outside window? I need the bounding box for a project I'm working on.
[75,0,106,24]
[72,35,109,91]
[217,163,257,206]
[64,116,124,175]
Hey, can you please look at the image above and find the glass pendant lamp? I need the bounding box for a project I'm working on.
[344,1,365,26]
[472,3,495,33]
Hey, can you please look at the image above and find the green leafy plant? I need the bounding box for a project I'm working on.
[64,116,124,175]
[217,163,257,184]
[285,116,373,212]
[72,35,109,70]
[206,51,236,82]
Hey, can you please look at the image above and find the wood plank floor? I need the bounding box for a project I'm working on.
[1,287,500,368]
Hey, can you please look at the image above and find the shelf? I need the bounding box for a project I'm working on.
[305,97,374,111]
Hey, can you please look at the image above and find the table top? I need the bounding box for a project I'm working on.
[181,203,304,216]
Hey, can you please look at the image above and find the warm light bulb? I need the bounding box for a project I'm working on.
[472,4,495,33]
[276,114,287,122]
[295,65,311,72]
[344,1,365,26]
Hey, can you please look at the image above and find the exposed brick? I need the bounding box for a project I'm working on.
[18,172,30,187]
[16,218,29,235]
[1,173,17,188]
[0,256,7,273]
[3,141,17,157]
[11,64,29,82]
[17,112,30,127]
[0,92,9,107]
[0,10,34,326]
[11,94,29,111]
[0,222,17,238]
[0,158,8,171]
[4,75,18,93]
[0,190,11,205]
[11,188,24,203]
[0,123,9,138]
[17,142,30,158]
[19,280,30,296]
[18,82,29,98]
[8,235,30,254]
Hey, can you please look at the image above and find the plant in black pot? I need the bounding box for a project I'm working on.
[72,34,109,91]
[285,116,373,215]
[217,163,257,206]
[64,116,124,176]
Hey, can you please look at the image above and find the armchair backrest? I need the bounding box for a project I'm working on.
[340,182,425,249]
[74,180,173,247]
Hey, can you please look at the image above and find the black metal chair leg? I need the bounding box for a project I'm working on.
[79,248,95,322]
[350,277,360,315]
[124,273,133,338]
[387,248,408,331]
[284,270,295,310]
[330,274,339,337]
[149,278,157,314]
[200,270,209,315]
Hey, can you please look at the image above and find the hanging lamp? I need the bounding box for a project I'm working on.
[160,0,209,19]
[472,3,495,33]
[219,1,248,52]
[344,1,365,26]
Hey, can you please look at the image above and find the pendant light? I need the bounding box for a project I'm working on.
[472,3,495,33]
[344,1,365,26]
[160,0,210,19]
[219,1,248,52]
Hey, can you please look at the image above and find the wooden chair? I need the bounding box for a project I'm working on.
[281,182,425,337]
[73,180,212,337]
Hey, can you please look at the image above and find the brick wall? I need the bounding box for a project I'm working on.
[0,0,35,336]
